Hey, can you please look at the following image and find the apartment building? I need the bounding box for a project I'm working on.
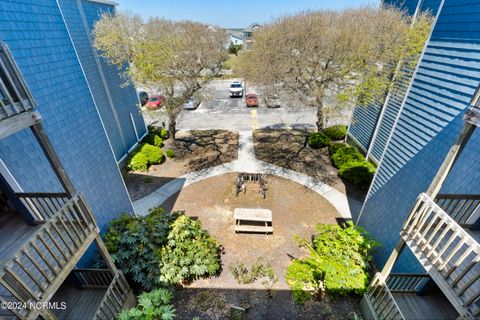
[349,0,480,318]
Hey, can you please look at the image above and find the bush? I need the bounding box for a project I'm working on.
[140,143,164,164]
[331,146,364,168]
[339,161,376,186]
[308,132,331,149]
[286,222,379,303]
[128,152,149,172]
[165,149,175,158]
[143,133,163,147]
[229,257,278,289]
[160,215,221,285]
[104,208,179,290]
[322,125,347,141]
[118,289,175,320]
[160,128,169,139]
[329,142,347,155]
[147,126,168,139]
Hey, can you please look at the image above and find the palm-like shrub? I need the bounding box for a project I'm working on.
[104,208,179,290]
[118,289,176,320]
[160,215,221,284]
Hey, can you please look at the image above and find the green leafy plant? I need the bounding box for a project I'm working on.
[160,128,169,139]
[129,152,149,172]
[118,288,176,320]
[308,132,331,149]
[322,125,347,141]
[329,142,347,155]
[140,143,164,164]
[229,258,278,292]
[338,161,376,187]
[160,215,221,285]
[144,133,163,147]
[286,222,379,304]
[331,146,364,168]
[165,149,175,158]
[104,208,179,290]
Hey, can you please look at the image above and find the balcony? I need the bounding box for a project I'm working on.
[51,269,136,320]
[0,193,99,319]
[362,273,458,320]
[0,41,39,139]
[401,193,480,318]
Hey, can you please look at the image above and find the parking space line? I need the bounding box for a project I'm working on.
[251,109,258,130]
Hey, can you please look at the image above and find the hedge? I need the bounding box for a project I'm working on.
[331,146,365,168]
[322,125,347,141]
[129,152,149,172]
[140,143,164,164]
[143,133,163,147]
[338,161,376,186]
[308,132,331,149]
[329,142,347,155]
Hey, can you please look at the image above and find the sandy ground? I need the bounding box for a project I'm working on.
[160,174,361,320]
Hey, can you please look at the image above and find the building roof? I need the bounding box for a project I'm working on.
[86,0,118,6]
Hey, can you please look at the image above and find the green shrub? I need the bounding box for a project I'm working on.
[118,289,176,320]
[140,143,164,164]
[160,128,169,139]
[323,125,347,140]
[128,152,149,172]
[143,133,163,147]
[331,146,364,168]
[338,161,376,186]
[329,142,347,155]
[104,208,179,290]
[160,215,221,285]
[286,222,379,303]
[229,257,277,289]
[308,132,331,149]
[165,149,175,158]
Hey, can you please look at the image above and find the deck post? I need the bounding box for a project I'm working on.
[30,123,76,197]
[380,239,406,280]
[95,235,118,272]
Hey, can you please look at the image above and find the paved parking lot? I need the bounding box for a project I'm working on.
[144,79,350,131]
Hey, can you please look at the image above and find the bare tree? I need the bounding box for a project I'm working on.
[93,13,229,139]
[237,8,432,130]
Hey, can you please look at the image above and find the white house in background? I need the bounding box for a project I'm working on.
[230,33,244,46]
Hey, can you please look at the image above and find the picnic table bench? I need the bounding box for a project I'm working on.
[234,208,273,234]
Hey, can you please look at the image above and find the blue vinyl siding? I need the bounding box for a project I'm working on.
[347,103,381,152]
[81,0,146,150]
[383,0,420,15]
[0,0,134,233]
[358,0,480,272]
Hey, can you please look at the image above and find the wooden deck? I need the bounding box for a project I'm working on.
[51,282,107,320]
[393,291,458,320]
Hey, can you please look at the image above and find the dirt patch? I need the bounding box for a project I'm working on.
[162,173,361,319]
[124,130,238,201]
[253,129,366,201]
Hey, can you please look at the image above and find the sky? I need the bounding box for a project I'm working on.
[116,0,381,28]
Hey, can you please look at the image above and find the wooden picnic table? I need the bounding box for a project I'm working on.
[234,208,273,234]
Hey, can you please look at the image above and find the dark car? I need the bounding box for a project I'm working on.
[246,93,258,107]
[139,91,149,106]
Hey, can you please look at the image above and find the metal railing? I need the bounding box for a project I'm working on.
[435,194,480,227]
[402,193,480,317]
[366,272,405,320]
[0,193,98,319]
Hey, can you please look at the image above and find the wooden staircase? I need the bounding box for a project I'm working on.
[401,193,480,318]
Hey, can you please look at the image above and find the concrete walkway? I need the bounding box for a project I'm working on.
[133,131,363,218]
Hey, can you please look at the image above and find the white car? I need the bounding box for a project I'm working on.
[229,81,243,98]
[183,97,200,110]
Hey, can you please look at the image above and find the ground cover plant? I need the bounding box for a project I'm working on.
[286,222,378,304]
[118,288,176,320]
[104,207,221,290]
[229,257,278,290]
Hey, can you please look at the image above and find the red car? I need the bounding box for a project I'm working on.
[246,93,258,107]
[145,95,166,109]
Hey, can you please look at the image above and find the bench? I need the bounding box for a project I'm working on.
[234,208,272,234]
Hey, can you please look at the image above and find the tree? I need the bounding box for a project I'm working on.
[237,8,432,130]
[228,42,243,55]
[93,13,229,139]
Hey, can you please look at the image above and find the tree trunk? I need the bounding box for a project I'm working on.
[168,119,176,141]
[316,103,324,132]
